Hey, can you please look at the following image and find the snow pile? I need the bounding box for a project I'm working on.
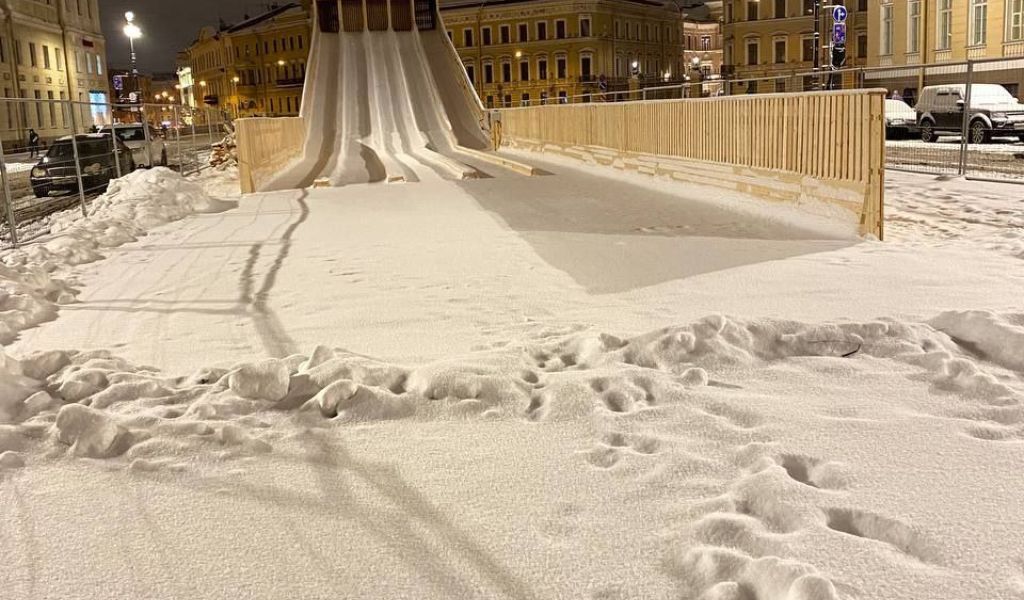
[4,312,1021,468]
[929,310,1024,373]
[3,168,231,270]
[0,169,233,345]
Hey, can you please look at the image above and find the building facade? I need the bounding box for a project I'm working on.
[179,3,311,120]
[441,0,692,107]
[722,0,869,92]
[1,0,112,146]
[865,0,1024,101]
[682,1,724,93]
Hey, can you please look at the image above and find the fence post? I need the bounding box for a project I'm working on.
[110,106,122,178]
[142,104,153,168]
[207,107,216,152]
[174,105,182,171]
[0,135,18,247]
[67,101,89,217]
[957,60,974,176]
[189,108,198,175]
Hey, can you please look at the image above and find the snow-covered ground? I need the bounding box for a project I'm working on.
[2,155,1023,600]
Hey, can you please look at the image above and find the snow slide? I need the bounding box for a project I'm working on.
[264,0,489,191]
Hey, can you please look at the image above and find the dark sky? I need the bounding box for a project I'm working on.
[100,0,289,74]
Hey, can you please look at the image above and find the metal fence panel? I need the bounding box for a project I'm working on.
[1,98,228,249]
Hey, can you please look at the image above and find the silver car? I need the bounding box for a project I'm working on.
[99,124,168,168]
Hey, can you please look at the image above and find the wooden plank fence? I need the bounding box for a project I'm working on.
[236,117,306,194]
[499,89,886,238]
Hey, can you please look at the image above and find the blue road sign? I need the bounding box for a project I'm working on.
[832,5,848,22]
[833,23,847,45]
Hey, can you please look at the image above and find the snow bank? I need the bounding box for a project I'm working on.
[2,311,1019,466]
[0,169,233,345]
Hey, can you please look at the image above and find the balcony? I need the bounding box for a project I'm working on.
[276,78,304,88]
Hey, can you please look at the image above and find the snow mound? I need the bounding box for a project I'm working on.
[929,310,1024,373]
[0,169,233,345]
[1,311,1019,472]
[55,403,135,458]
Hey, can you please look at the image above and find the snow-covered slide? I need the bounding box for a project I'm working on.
[263,0,489,191]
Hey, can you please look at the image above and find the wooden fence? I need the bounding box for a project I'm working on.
[499,90,886,238]
[236,117,306,194]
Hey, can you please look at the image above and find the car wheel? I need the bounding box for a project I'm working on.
[969,120,990,144]
[920,121,937,143]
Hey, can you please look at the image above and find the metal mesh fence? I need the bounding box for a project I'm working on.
[509,57,1024,184]
[1,99,229,249]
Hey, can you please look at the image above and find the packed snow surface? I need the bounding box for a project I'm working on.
[2,156,1024,599]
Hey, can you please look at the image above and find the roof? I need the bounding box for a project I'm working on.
[225,3,303,34]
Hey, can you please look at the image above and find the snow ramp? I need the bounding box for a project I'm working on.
[263,0,490,191]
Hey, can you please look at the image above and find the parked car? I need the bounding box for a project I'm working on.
[884,99,917,139]
[916,84,1024,144]
[30,134,136,198]
[98,123,168,168]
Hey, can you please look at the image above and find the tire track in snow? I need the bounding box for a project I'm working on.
[238,190,310,358]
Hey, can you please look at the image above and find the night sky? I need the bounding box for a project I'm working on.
[100,0,289,74]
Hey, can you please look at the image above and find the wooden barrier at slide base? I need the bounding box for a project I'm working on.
[499,90,886,239]
[236,117,306,194]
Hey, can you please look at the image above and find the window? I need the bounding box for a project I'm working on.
[463,28,474,47]
[501,61,511,82]
[519,60,529,81]
[29,42,36,67]
[504,94,512,107]
[580,54,592,78]
[970,0,988,46]
[484,62,493,83]
[580,17,591,37]
[518,23,528,42]
[482,27,491,45]
[701,36,711,51]
[857,32,867,59]
[747,0,758,21]
[802,36,814,61]
[908,1,921,52]
[500,25,510,44]
[521,93,529,107]
[555,20,566,39]
[537,22,547,41]
[937,0,952,49]
[1010,0,1024,41]
[485,95,494,108]
[556,55,567,78]
[538,57,548,79]
[802,0,814,14]
[746,38,759,65]
[881,3,894,54]
[558,90,567,104]
[774,38,786,64]
[47,90,55,127]
[96,54,103,75]
[615,20,621,39]
[465,63,475,84]
[775,0,786,18]
[43,45,50,69]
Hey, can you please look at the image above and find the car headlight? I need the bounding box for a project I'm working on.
[991,112,1007,120]
[83,163,103,175]
[31,167,47,178]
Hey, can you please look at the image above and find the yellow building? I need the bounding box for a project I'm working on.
[865,1,1024,101]
[180,3,311,119]
[1,0,112,146]
[722,0,869,92]
[682,1,724,90]
[441,0,691,107]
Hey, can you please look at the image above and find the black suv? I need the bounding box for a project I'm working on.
[30,133,136,198]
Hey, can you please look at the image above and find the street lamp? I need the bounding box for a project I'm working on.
[231,76,241,119]
[123,12,141,77]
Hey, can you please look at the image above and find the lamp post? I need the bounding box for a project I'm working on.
[232,75,240,119]
[124,12,142,124]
